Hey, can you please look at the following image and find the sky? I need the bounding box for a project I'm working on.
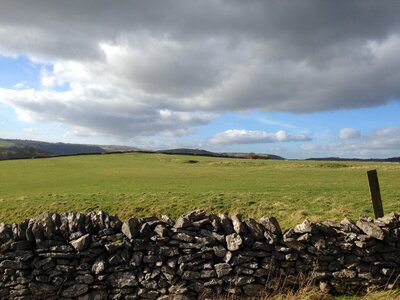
[0,1,400,159]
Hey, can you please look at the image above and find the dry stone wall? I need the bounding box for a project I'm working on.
[1,210,400,299]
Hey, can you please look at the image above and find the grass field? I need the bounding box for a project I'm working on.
[0,152,399,227]
[0,140,14,148]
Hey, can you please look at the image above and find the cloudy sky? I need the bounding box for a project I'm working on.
[1,0,400,158]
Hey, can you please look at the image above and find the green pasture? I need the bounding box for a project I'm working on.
[0,153,399,227]
[0,140,14,148]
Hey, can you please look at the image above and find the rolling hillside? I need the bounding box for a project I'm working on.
[0,138,139,160]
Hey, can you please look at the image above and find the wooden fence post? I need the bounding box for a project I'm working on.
[367,169,384,218]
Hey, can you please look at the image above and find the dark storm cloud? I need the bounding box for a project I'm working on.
[0,0,400,137]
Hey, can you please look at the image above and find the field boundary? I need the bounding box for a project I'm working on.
[1,210,400,298]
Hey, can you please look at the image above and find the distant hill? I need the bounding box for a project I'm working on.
[157,148,225,157]
[0,138,139,160]
[306,157,400,163]
[223,152,284,160]
[0,139,284,161]
[158,148,284,160]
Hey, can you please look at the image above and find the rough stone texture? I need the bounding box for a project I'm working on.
[356,220,385,240]
[226,233,243,251]
[1,210,400,299]
[61,284,89,297]
[214,263,232,278]
[70,233,91,252]
[121,217,139,240]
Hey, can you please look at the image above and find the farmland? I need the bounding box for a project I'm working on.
[0,152,399,227]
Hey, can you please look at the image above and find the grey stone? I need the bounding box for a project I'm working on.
[332,269,357,279]
[154,224,169,237]
[226,233,243,251]
[0,260,28,269]
[159,246,179,256]
[109,254,123,266]
[319,281,332,293]
[213,245,227,257]
[356,220,385,240]
[231,254,254,266]
[259,216,282,236]
[209,214,222,231]
[284,240,306,251]
[174,216,192,229]
[62,284,89,297]
[378,212,398,228]
[29,282,57,295]
[92,259,106,274]
[104,241,123,253]
[223,251,233,263]
[0,222,12,240]
[232,214,247,235]
[201,269,217,278]
[121,217,139,239]
[109,215,122,231]
[107,272,138,288]
[138,289,159,299]
[10,240,32,250]
[294,219,315,234]
[161,215,175,226]
[31,220,45,242]
[41,214,55,239]
[181,271,200,280]
[186,209,207,222]
[234,276,255,286]
[78,290,109,300]
[218,214,235,234]
[245,218,264,240]
[70,233,91,252]
[70,230,85,240]
[340,218,362,233]
[214,263,232,278]
[76,274,95,285]
[172,232,194,242]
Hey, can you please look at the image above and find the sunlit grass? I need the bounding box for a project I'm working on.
[0,153,399,227]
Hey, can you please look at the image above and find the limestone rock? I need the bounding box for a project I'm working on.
[259,216,282,236]
[62,284,89,297]
[356,220,385,240]
[214,263,232,278]
[294,219,315,234]
[107,272,138,288]
[92,259,106,274]
[226,233,243,251]
[232,214,247,235]
[332,269,357,279]
[245,218,264,240]
[0,260,28,269]
[70,233,91,252]
[174,216,192,229]
[121,217,139,239]
[219,214,235,234]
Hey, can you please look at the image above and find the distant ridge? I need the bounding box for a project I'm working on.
[2,137,397,162]
[157,148,224,157]
[0,138,139,160]
[157,148,284,160]
[306,157,400,163]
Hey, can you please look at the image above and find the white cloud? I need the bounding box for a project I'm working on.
[301,127,400,158]
[12,81,29,89]
[209,129,311,145]
[339,128,361,139]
